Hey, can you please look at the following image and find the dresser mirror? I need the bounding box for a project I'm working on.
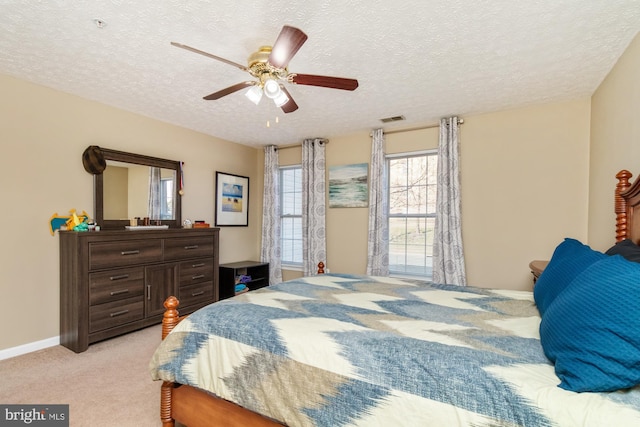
[93,147,182,229]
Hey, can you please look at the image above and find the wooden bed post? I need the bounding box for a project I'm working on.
[317,261,325,274]
[615,170,632,242]
[160,382,175,427]
[162,296,180,340]
[161,296,180,427]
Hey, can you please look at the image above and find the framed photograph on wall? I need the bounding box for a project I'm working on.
[215,172,249,226]
[329,163,369,208]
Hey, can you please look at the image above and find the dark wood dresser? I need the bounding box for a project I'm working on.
[59,227,219,353]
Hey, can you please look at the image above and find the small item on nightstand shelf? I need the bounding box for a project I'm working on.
[236,274,252,284]
[234,275,252,295]
[193,220,210,228]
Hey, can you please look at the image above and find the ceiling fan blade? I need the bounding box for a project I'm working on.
[268,26,308,69]
[290,73,359,91]
[279,85,299,113]
[171,42,248,72]
[203,82,255,100]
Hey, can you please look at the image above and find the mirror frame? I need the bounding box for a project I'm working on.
[94,148,182,229]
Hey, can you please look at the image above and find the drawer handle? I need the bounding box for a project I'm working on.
[109,274,129,281]
[191,274,205,280]
[184,245,199,250]
[191,291,205,297]
[147,285,151,300]
[192,263,205,268]
[110,289,129,296]
[121,250,140,256]
[110,309,129,317]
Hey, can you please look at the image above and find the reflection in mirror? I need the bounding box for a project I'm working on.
[103,161,177,220]
[93,147,182,229]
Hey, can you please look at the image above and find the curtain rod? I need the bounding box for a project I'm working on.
[274,139,329,150]
[274,118,465,148]
[276,144,301,151]
[380,118,464,136]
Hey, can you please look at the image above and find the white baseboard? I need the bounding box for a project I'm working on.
[0,336,60,361]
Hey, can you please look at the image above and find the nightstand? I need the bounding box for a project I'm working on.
[219,261,270,300]
[529,260,549,284]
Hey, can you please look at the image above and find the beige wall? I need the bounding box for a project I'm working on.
[589,32,640,251]
[0,74,263,351]
[274,101,591,290]
[461,101,591,288]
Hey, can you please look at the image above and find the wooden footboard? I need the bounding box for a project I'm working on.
[159,297,284,427]
[159,262,326,426]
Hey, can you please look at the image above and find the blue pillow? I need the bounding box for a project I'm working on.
[533,238,606,316]
[539,255,640,392]
[605,239,640,263]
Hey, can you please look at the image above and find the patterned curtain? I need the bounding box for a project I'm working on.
[302,138,327,276]
[148,167,161,220]
[366,129,389,276]
[432,117,467,285]
[261,145,282,284]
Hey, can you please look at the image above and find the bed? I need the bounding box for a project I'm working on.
[149,169,640,426]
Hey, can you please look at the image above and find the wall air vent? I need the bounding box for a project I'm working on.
[380,115,406,123]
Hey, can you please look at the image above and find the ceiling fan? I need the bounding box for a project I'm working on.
[171,25,359,113]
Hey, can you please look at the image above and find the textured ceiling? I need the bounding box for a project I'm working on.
[1,1,638,147]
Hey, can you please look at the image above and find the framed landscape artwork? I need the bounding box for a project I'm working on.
[215,172,249,226]
[329,163,369,208]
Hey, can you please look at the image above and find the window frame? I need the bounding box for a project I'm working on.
[279,165,303,269]
[160,177,174,220]
[386,149,438,279]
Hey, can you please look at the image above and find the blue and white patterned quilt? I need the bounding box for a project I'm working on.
[149,274,640,426]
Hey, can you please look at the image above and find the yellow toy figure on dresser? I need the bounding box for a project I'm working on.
[48,209,90,235]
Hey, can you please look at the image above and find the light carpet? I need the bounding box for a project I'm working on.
[0,324,163,426]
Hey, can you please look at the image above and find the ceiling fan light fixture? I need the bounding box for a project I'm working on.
[245,85,263,105]
[263,79,281,99]
[172,25,358,115]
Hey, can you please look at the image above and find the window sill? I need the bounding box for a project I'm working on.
[282,264,303,272]
[389,273,432,282]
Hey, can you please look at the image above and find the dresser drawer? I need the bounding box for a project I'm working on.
[179,281,214,308]
[89,267,144,305]
[179,259,214,286]
[164,237,214,261]
[89,240,162,270]
[89,297,144,333]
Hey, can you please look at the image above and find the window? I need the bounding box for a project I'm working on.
[160,177,174,220]
[280,166,303,265]
[387,151,438,277]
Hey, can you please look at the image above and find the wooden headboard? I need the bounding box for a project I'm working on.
[615,170,640,244]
